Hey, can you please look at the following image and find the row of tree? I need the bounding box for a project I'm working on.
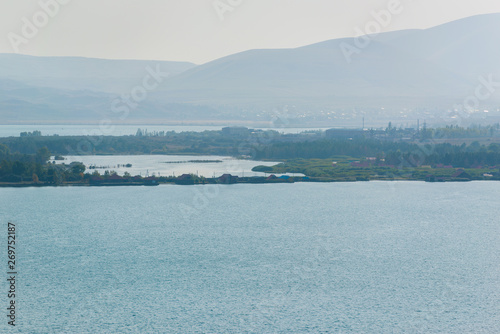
[0,144,87,183]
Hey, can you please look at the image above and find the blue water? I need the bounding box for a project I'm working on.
[0,182,499,333]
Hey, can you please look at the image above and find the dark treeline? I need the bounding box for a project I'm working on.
[0,143,50,165]
[0,132,240,156]
[254,139,500,168]
[253,139,414,159]
[0,143,48,182]
[0,143,85,183]
[2,128,500,170]
[20,130,42,137]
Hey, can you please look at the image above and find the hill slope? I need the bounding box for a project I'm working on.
[1,14,500,124]
[158,13,500,108]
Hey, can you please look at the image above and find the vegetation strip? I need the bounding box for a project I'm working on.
[1,125,500,186]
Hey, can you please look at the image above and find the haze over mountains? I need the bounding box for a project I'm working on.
[1,14,500,125]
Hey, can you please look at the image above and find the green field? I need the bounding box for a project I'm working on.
[253,157,500,182]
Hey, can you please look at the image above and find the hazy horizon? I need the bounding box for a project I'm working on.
[2,1,500,64]
[2,3,500,333]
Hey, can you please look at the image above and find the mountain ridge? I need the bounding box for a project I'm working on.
[1,13,500,124]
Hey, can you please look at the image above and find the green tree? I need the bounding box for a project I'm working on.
[0,144,10,160]
[12,161,26,176]
[71,163,86,174]
[36,147,51,164]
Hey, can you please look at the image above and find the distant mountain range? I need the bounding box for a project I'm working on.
[1,14,500,125]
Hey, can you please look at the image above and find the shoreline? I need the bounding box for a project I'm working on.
[1,178,495,188]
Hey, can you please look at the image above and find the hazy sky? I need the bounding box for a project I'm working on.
[1,0,500,64]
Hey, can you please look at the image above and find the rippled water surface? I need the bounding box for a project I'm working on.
[0,182,499,333]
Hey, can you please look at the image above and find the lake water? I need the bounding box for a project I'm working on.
[0,182,499,333]
[0,124,329,137]
[51,155,298,178]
